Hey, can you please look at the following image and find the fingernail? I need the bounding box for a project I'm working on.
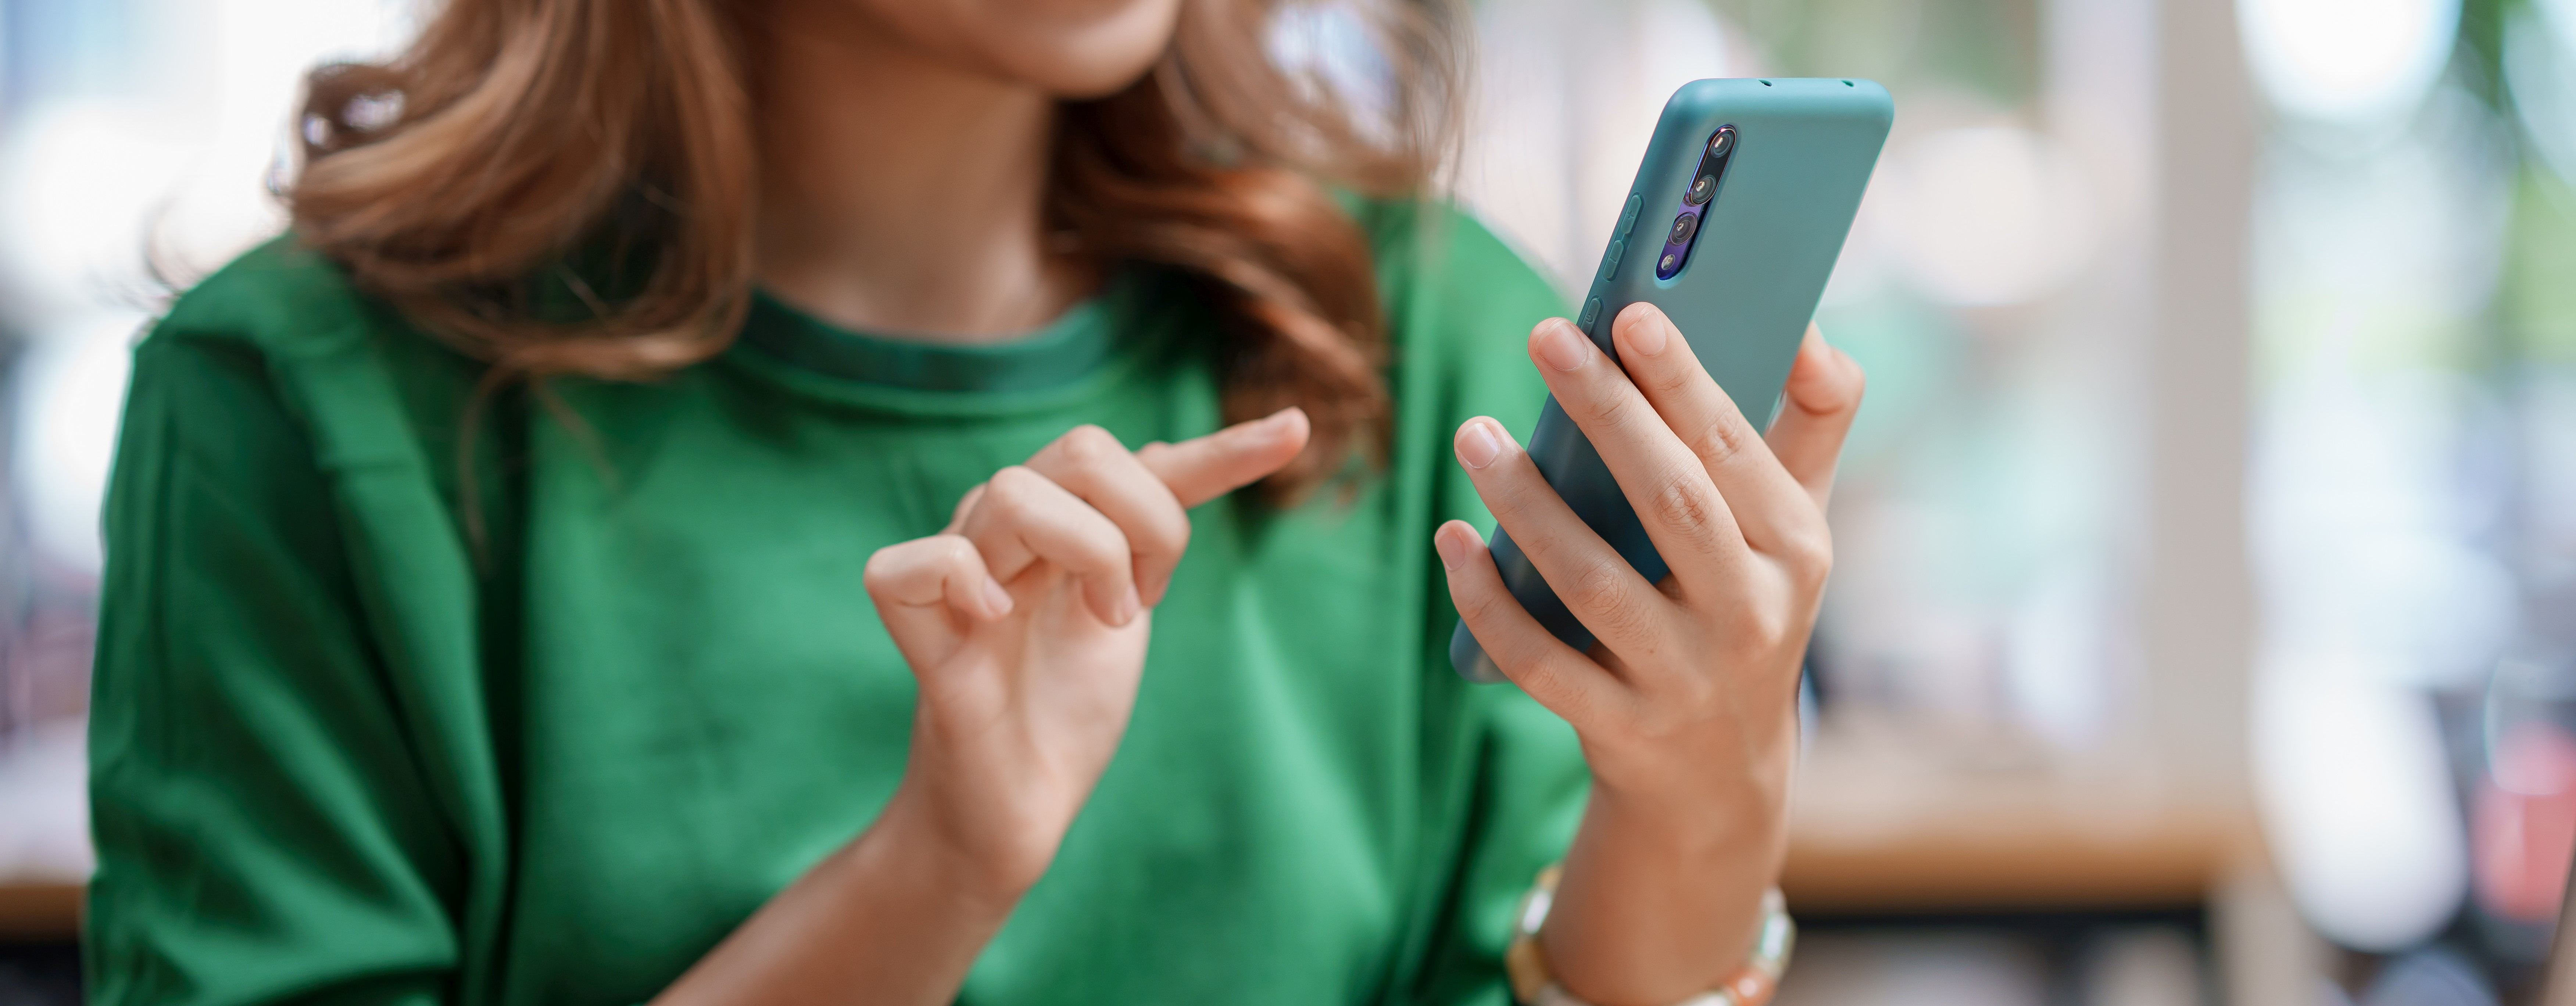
[982,576,1014,617]
[1628,313,1670,356]
[1434,525,1470,571]
[1535,320,1591,371]
[1456,421,1502,470]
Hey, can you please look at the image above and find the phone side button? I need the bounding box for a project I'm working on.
[1598,238,1625,282]
[1618,194,1644,236]
[1579,295,1602,332]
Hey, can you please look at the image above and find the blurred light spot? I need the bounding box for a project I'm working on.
[343,91,403,132]
[0,721,94,881]
[0,0,421,590]
[0,102,186,316]
[1267,1,1393,136]
[2253,374,2515,690]
[2074,928,2202,1006]
[12,313,142,576]
[2003,564,2111,748]
[2471,721,2576,922]
[2357,948,2499,1006]
[2239,0,2459,123]
[1885,127,2099,306]
[2254,656,2467,951]
[1456,0,1746,294]
[1819,170,1895,306]
[2507,3,2576,184]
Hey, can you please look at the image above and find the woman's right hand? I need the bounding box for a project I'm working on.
[657,409,1308,1006]
[861,408,1311,899]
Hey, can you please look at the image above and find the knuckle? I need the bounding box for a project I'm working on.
[861,538,936,595]
[1459,583,1516,628]
[1566,560,1626,613]
[1778,526,1835,586]
[1646,358,1697,396]
[1657,671,1720,718]
[1582,387,1640,429]
[1567,561,1652,639]
[1728,599,1796,649]
[1753,611,1793,648]
[1077,520,1134,572]
[1645,475,1726,546]
[1519,660,1588,718]
[939,534,984,576]
[1624,694,1682,741]
[1680,671,1721,710]
[1141,512,1191,558]
[861,548,900,593]
[1133,488,1194,555]
[1455,578,1535,640]
[983,466,1046,513]
[1692,413,1756,468]
[1059,424,1121,466]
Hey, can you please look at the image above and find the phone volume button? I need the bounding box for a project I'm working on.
[1599,239,1625,282]
[1618,194,1644,236]
[1579,295,1602,332]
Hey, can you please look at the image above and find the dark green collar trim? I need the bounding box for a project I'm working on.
[737,271,1135,394]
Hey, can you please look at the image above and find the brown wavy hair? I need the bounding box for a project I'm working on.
[289,0,1464,499]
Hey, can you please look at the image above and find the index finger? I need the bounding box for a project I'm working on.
[1606,303,1821,554]
[1136,407,1312,508]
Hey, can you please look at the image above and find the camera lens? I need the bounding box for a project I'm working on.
[1666,211,1699,245]
[1683,174,1716,205]
[1708,128,1734,157]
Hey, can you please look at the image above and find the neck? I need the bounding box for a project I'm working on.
[748,1,1098,344]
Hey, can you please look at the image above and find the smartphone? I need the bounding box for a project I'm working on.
[1451,78,1893,683]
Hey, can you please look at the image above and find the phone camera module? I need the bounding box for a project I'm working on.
[1661,127,1734,278]
[1666,211,1700,246]
[1683,174,1716,205]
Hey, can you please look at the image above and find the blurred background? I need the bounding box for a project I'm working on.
[0,0,2571,1003]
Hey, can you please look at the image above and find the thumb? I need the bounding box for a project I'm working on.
[1138,407,1311,508]
[1766,324,1864,510]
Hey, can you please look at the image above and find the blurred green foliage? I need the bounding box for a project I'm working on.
[2507,169,2576,364]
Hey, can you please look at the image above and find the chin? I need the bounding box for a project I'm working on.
[870,0,1187,98]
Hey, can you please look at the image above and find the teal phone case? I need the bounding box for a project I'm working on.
[1451,78,1893,682]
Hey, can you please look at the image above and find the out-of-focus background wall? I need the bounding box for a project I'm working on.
[0,0,2570,1003]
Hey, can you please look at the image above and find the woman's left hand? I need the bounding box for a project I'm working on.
[1432,301,1863,1005]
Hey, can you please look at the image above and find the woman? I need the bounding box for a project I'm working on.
[83,0,1863,1003]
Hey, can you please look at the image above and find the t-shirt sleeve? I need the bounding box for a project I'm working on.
[1365,201,1593,1006]
[85,330,464,1006]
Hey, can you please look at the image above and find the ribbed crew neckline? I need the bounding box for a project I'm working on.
[734,270,1135,395]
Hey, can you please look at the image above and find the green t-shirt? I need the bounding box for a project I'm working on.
[85,201,1587,1006]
